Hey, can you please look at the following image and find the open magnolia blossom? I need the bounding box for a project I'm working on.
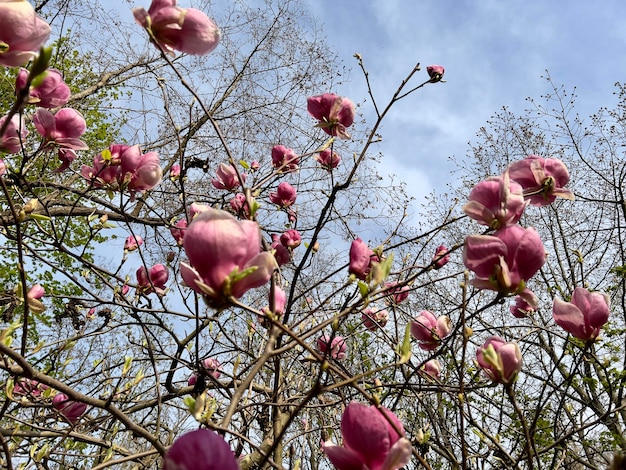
[323,402,412,470]
[16,68,71,108]
[124,235,143,252]
[410,310,452,350]
[315,148,341,170]
[476,336,523,384]
[463,225,545,298]
[362,306,390,331]
[279,229,302,250]
[0,0,51,67]
[136,264,169,295]
[180,209,277,305]
[163,428,239,470]
[81,144,163,197]
[316,334,347,360]
[507,155,574,206]
[383,282,410,305]
[133,0,220,56]
[211,162,245,190]
[462,171,527,229]
[13,378,48,399]
[552,287,610,341]
[510,293,537,318]
[269,181,297,207]
[33,107,88,172]
[476,336,522,384]
[307,93,355,140]
[271,144,300,172]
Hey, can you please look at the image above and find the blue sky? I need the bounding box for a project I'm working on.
[304,0,626,203]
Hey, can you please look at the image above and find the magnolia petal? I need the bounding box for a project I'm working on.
[323,441,365,470]
[381,437,412,470]
[552,297,588,339]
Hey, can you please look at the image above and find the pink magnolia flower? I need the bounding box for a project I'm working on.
[268,285,287,315]
[307,93,355,140]
[229,193,250,219]
[323,402,412,470]
[52,393,87,424]
[410,310,452,351]
[0,114,28,154]
[432,244,451,269]
[169,163,181,180]
[170,219,188,246]
[420,359,441,379]
[136,264,169,295]
[133,0,221,56]
[260,285,287,326]
[81,144,162,197]
[509,294,536,318]
[199,357,221,379]
[348,237,379,281]
[120,146,162,193]
[27,284,45,300]
[124,235,143,251]
[33,107,88,172]
[180,209,277,304]
[552,287,610,341]
[211,163,245,190]
[13,378,48,398]
[362,307,389,331]
[462,172,527,229]
[280,229,301,249]
[250,160,260,171]
[315,148,341,170]
[271,145,300,173]
[384,282,410,305]
[507,155,574,206]
[0,159,5,176]
[463,225,545,296]
[25,283,45,313]
[316,334,347,360]
[271,234,291,266]
[476,336,523,384]
[163,429,239,470]
[426,65,445,82]
[0,0,51,67]
[16,68,71,108]
[269,181,297,207]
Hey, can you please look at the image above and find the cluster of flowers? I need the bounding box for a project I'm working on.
[0,1,87,171]
[461,155,610,384]
[12,378,87,424]
[0,2,165,196]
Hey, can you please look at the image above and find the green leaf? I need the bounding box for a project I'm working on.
[398,323,412,364]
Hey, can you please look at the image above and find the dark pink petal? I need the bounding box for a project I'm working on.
[323,442,365,470]
[341,402,391,470]
[163,429,239,470]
